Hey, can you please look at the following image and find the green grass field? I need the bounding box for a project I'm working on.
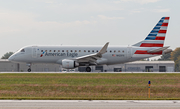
[0,73,179,100]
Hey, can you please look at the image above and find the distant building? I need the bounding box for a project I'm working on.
[0,59,174,72]
[79,61,174,72]
[0,59,60,72]
[113,61,174,72]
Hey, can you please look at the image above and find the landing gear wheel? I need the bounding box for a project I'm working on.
[27,68,31,72]
[86,67,91,72]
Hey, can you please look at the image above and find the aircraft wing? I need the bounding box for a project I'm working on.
[74,42,109,63]
[147,46,170,53]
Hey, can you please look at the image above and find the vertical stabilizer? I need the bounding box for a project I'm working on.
[133,17,170,47]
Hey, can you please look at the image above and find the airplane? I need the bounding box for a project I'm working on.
[8,17,172,72]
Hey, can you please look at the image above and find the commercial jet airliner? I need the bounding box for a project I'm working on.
[8,17,172,72]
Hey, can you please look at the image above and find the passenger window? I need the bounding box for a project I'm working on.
[41,50,43,52]
[96,50,98,52]
[84,50,86,52]
[75,50,77,52]
[20,49,25,52]
[45,50,47,52]
[114,50,116,53]
[122,50,124,53]
[58,50,60,52]
[62,50,64,52]
[92,50,94,52]
[66,50,68,52]
[88,50,90,52]
[49,50,51,52]
[110,50,112,53]
[79,50,81,52]
[54,50,56,52]
[71,50,73,52]
[118,50,120,52]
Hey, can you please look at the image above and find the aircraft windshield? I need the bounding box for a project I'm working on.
[20,49,25,52]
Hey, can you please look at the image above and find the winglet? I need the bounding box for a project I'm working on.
[99,42,109,54]
[97,42,109,57]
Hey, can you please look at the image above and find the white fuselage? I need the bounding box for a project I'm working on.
[9,45,159,66]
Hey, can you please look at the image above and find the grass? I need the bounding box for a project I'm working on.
[0,73,179,100]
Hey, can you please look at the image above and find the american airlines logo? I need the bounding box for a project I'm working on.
[40,51,45,57]
[40,52,78,57]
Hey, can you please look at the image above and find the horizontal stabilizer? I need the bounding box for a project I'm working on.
[147,46,170,53]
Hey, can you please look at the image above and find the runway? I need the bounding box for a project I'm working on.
[0,100,180,109]
[0,72,179,73]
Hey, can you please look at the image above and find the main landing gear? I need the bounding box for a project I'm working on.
[27,63,31,72]
[86,67,91,72]
[27,68,31,72]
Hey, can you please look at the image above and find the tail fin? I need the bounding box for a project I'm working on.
[133,17,170,47]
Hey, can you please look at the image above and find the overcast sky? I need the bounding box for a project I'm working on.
[0,0,179,57]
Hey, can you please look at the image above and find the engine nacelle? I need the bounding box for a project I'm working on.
[62,59,79,69]
[163,49,172,54]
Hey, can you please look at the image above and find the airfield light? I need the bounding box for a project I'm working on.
[148,81,151,98]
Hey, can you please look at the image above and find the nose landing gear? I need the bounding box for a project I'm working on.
[27,63,31,72]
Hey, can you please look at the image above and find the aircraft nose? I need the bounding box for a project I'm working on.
[8,55,15,61]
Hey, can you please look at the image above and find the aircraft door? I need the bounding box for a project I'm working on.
[32,46,37,58]
[127,47,132,59]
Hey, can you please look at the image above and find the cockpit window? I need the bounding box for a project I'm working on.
[20,49,25,52]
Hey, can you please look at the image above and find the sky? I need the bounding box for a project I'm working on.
[0,0,179,58]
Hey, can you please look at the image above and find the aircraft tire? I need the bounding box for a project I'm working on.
[27,68,31,72]
[86,67,91,72]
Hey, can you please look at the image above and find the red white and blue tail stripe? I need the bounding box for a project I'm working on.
[133,17,170,47]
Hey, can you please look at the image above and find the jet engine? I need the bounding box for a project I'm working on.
[62,59,79,69]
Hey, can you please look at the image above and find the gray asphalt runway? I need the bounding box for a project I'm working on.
[0,100,180,109]
[0,72,179,73]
